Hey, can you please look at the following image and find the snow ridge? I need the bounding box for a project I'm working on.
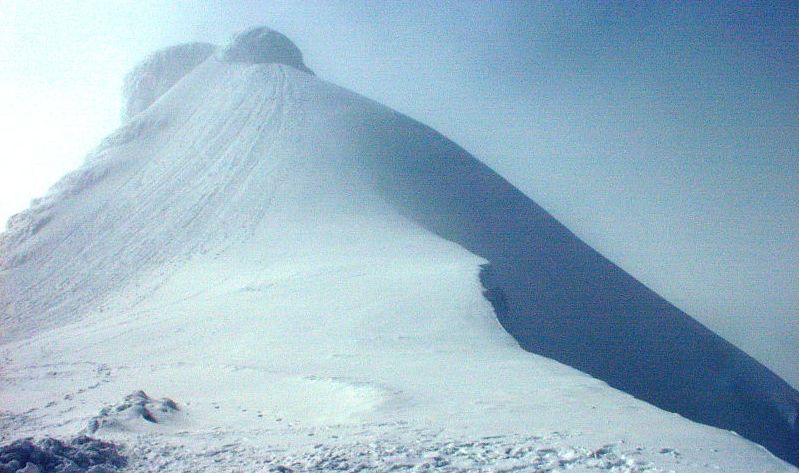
[122,42,216,121]
[1,27,798,472]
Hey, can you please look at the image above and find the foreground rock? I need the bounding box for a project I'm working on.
[0,437,126,473]
[86,391,180,434]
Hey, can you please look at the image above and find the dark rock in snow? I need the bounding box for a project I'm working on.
[0,437,126,473]
[2,25,797,469]
[86,391,180,434]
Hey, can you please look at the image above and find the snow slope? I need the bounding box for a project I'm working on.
[1,28,797,471]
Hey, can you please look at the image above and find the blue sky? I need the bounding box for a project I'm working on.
[1,0,797,385]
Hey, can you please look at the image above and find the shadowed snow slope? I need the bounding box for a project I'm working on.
[1,31,797,471]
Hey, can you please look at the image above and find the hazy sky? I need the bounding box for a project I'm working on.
[1,1,797,386]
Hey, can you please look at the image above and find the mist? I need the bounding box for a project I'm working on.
[1,0,796,388]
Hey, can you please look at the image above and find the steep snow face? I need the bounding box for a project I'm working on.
[219,26,313,74]
[1,30,798,471]
[121,42,216,121]
[0,60,330,337]
[354,110,799,465]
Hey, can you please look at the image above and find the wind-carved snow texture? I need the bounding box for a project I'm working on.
[124,432,669,472]
[1,27,798,472]
[1,57,301,336]
[121,42,215,121]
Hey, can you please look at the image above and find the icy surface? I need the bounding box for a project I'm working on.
[1,29,797,472]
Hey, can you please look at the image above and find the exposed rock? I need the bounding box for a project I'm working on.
[0,436,126,473]
[86,391,180,434]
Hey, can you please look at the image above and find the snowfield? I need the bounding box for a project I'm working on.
[1,28,797,472]
[2,247,795,471]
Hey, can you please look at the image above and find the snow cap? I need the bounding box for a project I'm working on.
[121,42,216,121]
[219,27,314,74]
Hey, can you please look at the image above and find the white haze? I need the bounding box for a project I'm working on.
[2,41,795,469]
[0,1,796,388]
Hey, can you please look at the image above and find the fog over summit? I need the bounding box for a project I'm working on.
[122,42,216,122]
[122,27,312,124]
[1,28,797,472]
[219,26,313,74]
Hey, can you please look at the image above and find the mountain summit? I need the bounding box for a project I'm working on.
[218,27,313,73]
[1,27,797,471]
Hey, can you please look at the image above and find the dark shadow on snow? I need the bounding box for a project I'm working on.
[352,109,799,467]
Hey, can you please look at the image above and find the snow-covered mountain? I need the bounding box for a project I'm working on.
[1,28,797,472]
